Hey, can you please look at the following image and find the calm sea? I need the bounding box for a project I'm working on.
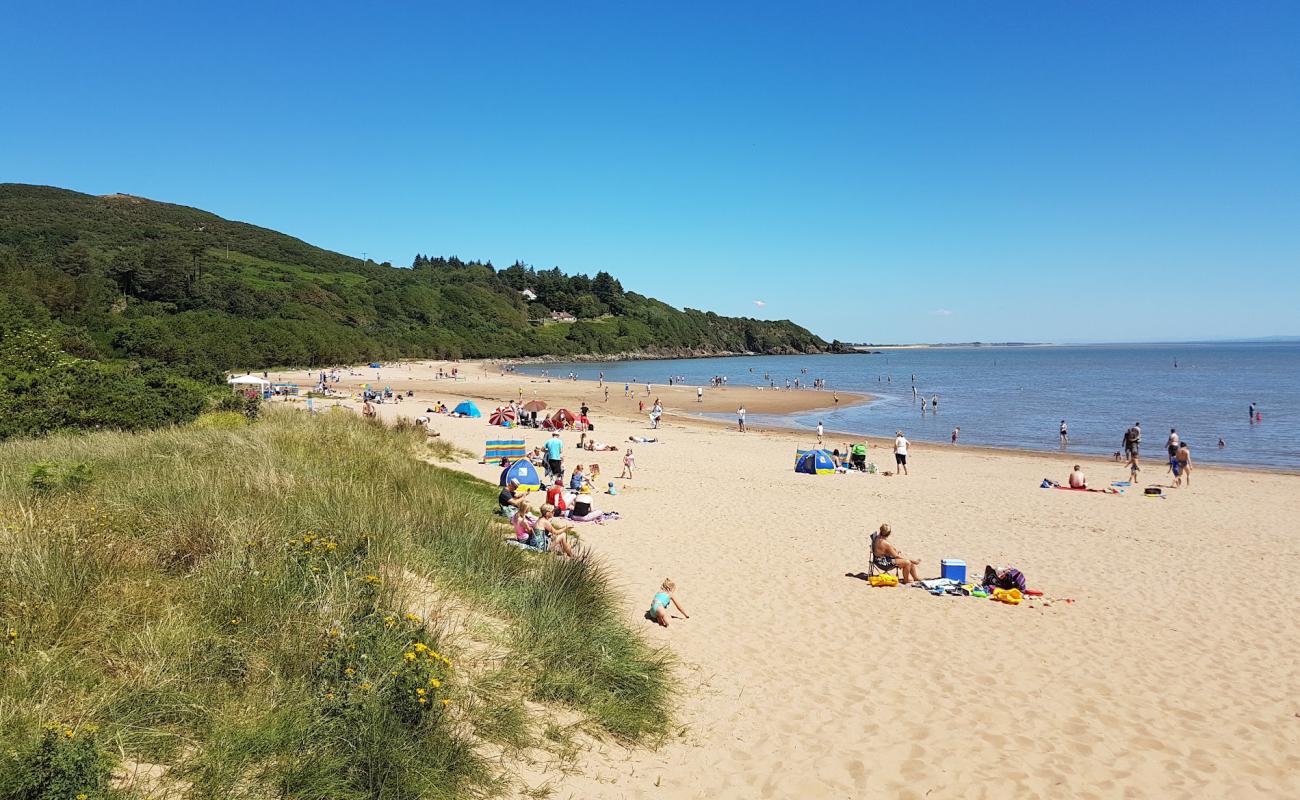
[516,343,1300,470]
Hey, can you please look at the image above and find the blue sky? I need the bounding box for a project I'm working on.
[3,1,1297,343]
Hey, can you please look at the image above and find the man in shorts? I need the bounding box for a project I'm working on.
[893,430,909,475]
[543,432,564,482]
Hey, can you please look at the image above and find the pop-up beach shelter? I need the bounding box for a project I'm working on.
[549,409,578,428]
[794,449,835,475]
[499,458,541,491]
[452,401,481,417]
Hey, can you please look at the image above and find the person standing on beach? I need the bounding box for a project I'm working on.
[1123,422,1141,459]
[697,386,703,403]
[543,432,564,482]
[1126,452,1140,484]
[1060,420,1069,448]
[817,421,824,445]
[603,386,609,402]
[893,430,909,475]
[737,406,747,432]
[1175,443,1192,487]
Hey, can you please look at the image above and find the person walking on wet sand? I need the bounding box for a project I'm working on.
[697,386,703,402]
[737,405,747,432]
[817,421,824,445]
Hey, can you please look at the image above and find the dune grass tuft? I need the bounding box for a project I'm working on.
[0,408,672,797]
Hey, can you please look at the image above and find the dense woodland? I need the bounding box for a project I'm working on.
[0,183,827,437]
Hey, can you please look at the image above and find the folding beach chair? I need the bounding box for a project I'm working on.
[867,531,902,579]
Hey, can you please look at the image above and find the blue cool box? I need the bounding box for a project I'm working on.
[941,559,967,583]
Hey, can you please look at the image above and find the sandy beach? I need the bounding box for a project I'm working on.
[272,361,1300,799]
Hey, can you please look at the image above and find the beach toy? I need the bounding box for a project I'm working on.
[992,588,1024,605]
[607,481,617,495]
[941,559,967,583]
[971,589,988,598]
[1025,589,1043,597]
[868,573,899,587]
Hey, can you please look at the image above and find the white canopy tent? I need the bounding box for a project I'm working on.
[228,374,271,398]
[227,374,271,387]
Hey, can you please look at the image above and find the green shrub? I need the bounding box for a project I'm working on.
[26,461,93,493]
[0,724,118,800]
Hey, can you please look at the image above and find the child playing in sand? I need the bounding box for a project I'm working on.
[648,579,688,627]
[620,448,635,479]
[1127,453,1140,484]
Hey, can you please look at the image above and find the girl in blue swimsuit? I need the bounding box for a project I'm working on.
[648,579,689,627]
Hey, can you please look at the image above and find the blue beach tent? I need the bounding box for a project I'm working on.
[499,458,542,492]
[794,449,835,475]
[452,401,481,418]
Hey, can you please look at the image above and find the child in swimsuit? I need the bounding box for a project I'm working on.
[648,579,689,627]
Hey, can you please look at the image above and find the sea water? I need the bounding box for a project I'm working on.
[516,343,1300,470]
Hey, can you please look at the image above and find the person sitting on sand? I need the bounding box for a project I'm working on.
[537,504,578,558]
[362,400,376,418]
[511,502,537,544]
[570,464,592,492]
[544,478,568,515]
[647,579,689,627]
[499,479,527,516]
[872,523,922,584]
[1068,464,1087,489]
[851,442,867,472]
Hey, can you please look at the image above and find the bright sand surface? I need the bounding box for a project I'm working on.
[274,361,1300,799]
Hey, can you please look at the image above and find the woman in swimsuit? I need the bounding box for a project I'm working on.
[872,523,922,584]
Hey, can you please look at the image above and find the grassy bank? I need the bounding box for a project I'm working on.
[0,409,672,799]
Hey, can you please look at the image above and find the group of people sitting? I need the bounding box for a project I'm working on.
[830,442,869,471]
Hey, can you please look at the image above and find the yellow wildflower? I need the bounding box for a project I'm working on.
[328,628,340,638]
[364,574,380,584]
[64,728,74,739]
[403,652,416,662]
[428,677,441,688]
[416,688,426,696]
[78,795,88,800]
[325,542,337,552]
[230,617,241,626]
[344,668,355,676]
[6,628,16,641]
[404,613,420,623]
[441,698,451,707]
[413,643,428,653]
[418,697,428,704]
[383,616,396,627]
[360,682,372,690]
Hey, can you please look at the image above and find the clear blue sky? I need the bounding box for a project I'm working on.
[3,1,1297,343]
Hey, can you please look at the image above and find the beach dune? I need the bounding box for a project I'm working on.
[276,361,1300,798]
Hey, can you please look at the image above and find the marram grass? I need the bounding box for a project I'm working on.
[0,408,672,798]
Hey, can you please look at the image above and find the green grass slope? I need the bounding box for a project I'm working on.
[0,409,672,799]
